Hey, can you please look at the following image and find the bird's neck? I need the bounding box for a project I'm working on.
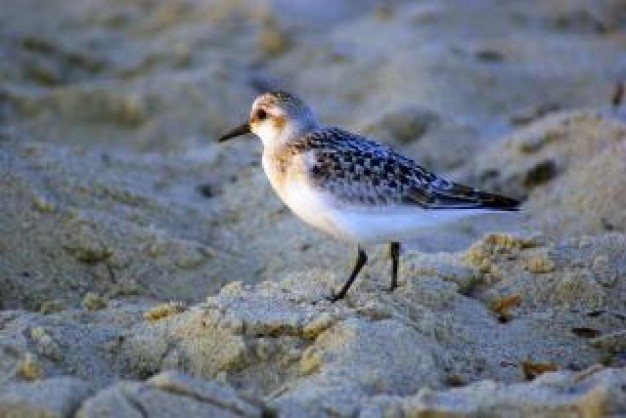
[262,120,318,153]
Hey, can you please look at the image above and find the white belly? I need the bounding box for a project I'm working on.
[262,153,490,244]
[272,178,486,244]
[323,205,487,243]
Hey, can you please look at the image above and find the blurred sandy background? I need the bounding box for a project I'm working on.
[1,1,625,416]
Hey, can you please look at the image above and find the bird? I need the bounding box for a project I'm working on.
[218,91,520,301]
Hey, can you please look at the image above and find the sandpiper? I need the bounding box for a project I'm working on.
[219,91,519,301]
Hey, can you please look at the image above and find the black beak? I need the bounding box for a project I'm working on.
[218,123,251,142]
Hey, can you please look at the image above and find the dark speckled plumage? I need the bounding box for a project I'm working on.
[284,126,519,210]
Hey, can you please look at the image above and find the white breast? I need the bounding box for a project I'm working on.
[262,152,339,237]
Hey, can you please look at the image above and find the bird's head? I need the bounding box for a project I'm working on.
[218,91,318,148]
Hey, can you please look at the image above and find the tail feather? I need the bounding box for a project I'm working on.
[405,180,521,211]
[474,190,521,211]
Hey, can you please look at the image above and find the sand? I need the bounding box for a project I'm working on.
[1,0,625,416]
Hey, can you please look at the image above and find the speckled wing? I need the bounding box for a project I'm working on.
[292,127,520,211]
[404,175,521,210]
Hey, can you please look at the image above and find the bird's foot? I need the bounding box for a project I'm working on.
[385,283,399,293]
[326,290,345,303]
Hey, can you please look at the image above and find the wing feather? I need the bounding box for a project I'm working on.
[289,127,519,211]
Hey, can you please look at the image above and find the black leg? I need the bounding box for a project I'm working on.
[329,246,367,302]
[389,242,400,292]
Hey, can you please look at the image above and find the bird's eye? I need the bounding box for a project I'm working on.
[256,109,267,120]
